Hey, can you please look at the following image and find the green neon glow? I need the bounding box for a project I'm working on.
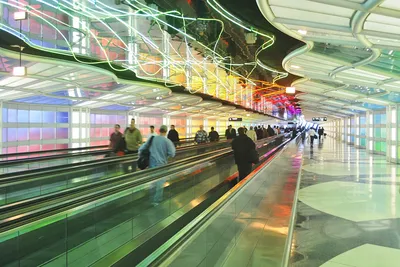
[0,0,286,107]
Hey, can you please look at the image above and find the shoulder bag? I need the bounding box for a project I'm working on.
[138,136,155,170]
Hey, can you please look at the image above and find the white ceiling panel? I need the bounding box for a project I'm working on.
[379,0,400,10]
[271,6,351,26]
[270,0,354,17]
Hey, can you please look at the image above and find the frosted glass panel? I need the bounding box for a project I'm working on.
[42,128,55,139]
[81,113,86,124]
[72,128,80,139]
[57,128,69,139]
[72,112,80,123]
[17,110,29,123]
[30,128,41,140]
[43,111,55,123]
[81,128,86,139]
[56,111,69,123]
[17,128,28,141]
[8,109,17,123]
[7,128,17,142]
[30,110,42,123]
[2,108,7,123]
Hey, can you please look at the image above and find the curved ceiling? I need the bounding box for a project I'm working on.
[257,0,400,119]
[0,47,270,122]
[0,0,295,121]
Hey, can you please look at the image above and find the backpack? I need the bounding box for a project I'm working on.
[137,136,155,170]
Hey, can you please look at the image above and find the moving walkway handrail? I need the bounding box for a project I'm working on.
[0,147,112,167]
[0,139,232,183]
[0,135,282,233]
[0,148,234,230]
[0,139,245,215]
[0,137,205,167]
[0,136,224,160]
[140,136,294,267]
[0,145,108,158]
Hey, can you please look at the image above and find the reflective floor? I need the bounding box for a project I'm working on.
[166,140,303,267]
[291,136,400,267]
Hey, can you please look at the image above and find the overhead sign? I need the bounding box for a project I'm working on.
[312,117,327,122]
[229,117,242,122]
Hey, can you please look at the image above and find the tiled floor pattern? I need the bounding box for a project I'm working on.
[291,137,400,267]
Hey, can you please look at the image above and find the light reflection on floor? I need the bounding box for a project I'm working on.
[291,137,400,267]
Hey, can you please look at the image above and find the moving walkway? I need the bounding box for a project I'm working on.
[0,139,231,206]
[0,135,288,267]
[0,137,211,175]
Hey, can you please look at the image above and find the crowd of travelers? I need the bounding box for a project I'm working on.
[108,119,302,205]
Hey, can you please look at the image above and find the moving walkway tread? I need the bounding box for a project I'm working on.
[0,141,231,206]
[0,136,286,267]
[0,137,202,175]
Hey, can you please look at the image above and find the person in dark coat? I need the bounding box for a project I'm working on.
[167,125,180,146]
[263,126,268,138]
[256,126,263,140]
[318,127,323,141]
[231,127,256,181]
[225,125,237,140]
[267,125,275,137]
[209,127,220,142]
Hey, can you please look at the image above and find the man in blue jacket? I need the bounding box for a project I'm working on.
[139,125,176,206]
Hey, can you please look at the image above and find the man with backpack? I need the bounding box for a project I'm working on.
[139,125,176,206]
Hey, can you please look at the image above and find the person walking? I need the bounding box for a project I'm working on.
[147,125,157,139]
[167,125,180,146]
[309,128,316,147]
[225,125,237,140]
[124,118,143,172]
[195,125,208,144]
[109,124,124,155]
[139,125,176,206]
[267,125,275,137]
[318,127,323,141]
[256,126,263,140]
[208,126,220,142]
[246,126,257,142]
[262,126,268,138]
[232,127,257,181]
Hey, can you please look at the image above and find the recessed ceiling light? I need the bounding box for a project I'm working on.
[13,66,26,76]
[297,29,307,35]
[14,11,27,21]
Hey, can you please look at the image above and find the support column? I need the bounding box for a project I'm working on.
[162,30,170,80]
[70,107,90,147]
[186,116,192,138]
[203,118,208,131]
[387,105,398,163]
[366,111,374,153]
[128,7,139,71]
[343,117,348,144]
[71,0,89,55]
[355,115,360,148]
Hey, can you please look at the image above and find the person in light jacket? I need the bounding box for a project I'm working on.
[246,126,257,142]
